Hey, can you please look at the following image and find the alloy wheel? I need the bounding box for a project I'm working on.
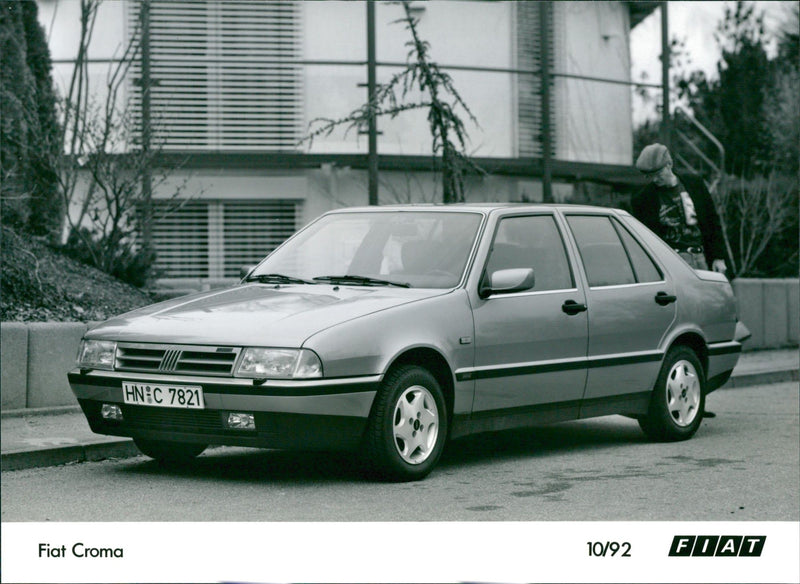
[666,359,701,427]
[392,385,439,464]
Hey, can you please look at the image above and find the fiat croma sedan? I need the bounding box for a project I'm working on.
[69,204,747,481]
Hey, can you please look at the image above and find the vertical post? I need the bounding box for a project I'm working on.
[141,0,153,257]
[660,1,671,149]
[367,0,379,206]
[539,1,553,203]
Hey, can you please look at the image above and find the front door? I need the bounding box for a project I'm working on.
[470,214,589,422]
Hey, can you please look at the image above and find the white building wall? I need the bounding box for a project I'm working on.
[304,167,530,225]
[303,1,515,158]
[557,1,634,164]
[303,1,633,163]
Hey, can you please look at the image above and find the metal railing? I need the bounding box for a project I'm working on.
[673,106,725,192]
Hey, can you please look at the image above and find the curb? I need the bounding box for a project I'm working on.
[723,368,799,389]
[1,405,82,419]
[1,439,140,472]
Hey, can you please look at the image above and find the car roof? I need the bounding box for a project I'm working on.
[326,203,630,216]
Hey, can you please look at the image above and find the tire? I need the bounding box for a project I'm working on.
[362,365,448,482]
[134,438,207,463]
[639,346,705,441]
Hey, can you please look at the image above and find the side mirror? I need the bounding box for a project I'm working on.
[479,268,535,299]
[239,265,256,280]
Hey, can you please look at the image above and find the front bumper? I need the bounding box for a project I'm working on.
[68,369,380,451]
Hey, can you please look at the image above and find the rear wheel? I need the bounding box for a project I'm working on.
[639,346,705,441]
[363,365,447,481]
[134,438,207,463]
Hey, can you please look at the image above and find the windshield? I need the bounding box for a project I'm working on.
[249,211,483,289]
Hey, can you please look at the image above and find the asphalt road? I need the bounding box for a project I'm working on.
[2,381,797,522]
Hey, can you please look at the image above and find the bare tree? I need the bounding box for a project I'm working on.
[304,1,483,204]
[53,0,191,284]
[713,171,798,277]
[55,0,100,240]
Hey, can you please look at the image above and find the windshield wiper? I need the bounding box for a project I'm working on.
[313,275,411,288]
[245,273,316,285]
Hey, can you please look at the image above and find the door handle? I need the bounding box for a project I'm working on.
[562,299,587,315]
[655,291,677,305]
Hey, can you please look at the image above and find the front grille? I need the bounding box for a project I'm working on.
[115,343,240,376]
[120,404,224,432]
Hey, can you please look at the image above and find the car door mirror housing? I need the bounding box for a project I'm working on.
[479,268,535,298]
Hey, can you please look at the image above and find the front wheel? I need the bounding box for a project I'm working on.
[134,438,207,463]
[362,365,448,481]
[639,346,705,441]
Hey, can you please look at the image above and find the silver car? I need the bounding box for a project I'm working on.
[69,204,748,481]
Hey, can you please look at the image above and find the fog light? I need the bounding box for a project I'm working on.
[101,404,123,421]
[226,412,255,430]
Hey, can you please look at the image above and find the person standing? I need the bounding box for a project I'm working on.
[631,143,728,274]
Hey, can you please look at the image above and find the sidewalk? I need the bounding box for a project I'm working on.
[2,348,797,472]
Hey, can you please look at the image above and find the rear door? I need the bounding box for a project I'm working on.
[563,213,677,416]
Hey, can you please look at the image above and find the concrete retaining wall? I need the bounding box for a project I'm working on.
[1,322,90,410]
[26,322,88,408]
[1,323,28,410]
[1,279,797,411]
[733,279,799,351]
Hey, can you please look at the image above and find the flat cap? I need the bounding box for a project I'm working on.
[636,143,672,173]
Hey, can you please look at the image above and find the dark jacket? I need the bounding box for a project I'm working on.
[630,173,726,266]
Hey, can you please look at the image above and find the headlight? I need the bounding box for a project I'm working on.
[235,348,322,379]
[77,340,116,370]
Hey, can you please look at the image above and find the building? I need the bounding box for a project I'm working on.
[39,0,659,291]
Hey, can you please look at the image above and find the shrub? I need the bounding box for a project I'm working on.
[713,171,799,277]
[62,227,160,288]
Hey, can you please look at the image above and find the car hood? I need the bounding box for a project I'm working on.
[86,284,446,347]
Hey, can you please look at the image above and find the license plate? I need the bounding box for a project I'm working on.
[122,382,204,409]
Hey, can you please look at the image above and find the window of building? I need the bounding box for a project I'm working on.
[484,215,573,292]
[128,1,302,151]
[516,2,556,158]
[152,199,300,279]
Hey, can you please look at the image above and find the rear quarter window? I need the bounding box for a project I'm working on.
[566,215,635,287]
[613,219,663,283]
